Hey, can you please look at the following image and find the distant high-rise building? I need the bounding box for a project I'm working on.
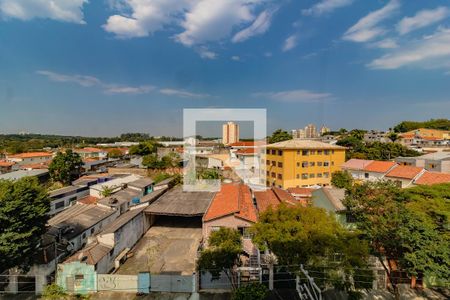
[304,124,317,138]
[222,122,239,145]
[292,129,306,139]
[320,125,331,136]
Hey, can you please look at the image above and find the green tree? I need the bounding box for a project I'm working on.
[100,185,116,197]
[129,141,160,156]
[252,205,373,294]
[41,283,68,300]
[232,283,269,300]
[199,169,220,180]
[344,181,450,288]
[107,148,123,158]
[0,177,50,272]
[331,170,354,189]
[268,129,292,144]
[393,118,450,132]
[48,150,83,185]
[197,228,243,289]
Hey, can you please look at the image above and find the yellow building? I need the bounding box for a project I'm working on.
[264,139,346,189]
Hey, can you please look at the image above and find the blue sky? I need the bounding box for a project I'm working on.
[0,0,449,137]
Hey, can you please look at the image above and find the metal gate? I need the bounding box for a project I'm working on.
[137,273,194,293]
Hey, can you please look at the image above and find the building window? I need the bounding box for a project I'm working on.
[82,233,86,239]
[331,150,335,154]
[364,173,369,179]
[302,150,309,156]
[302,161,308,168]
[271,172,276,178]
[324,161,330,167]
[296,174,300,179]
[297,162,300,167]
[309,162,315,167]
[238,227,252,239]
[266,149,270,154]
[323,172,329,178]
[309,173,315,178]
[266,160,270,165]
[324,150,330,155]
[302,173,308,179]
[271,150,276,155]
[317,162,323,167]
[91,228,95,234]
[277,162,283,168]
[271,161,276,166]
[317,173,322,178]
[331,161,335,166]
[278,150,283,156]
[310,150,316,155]
[266,171,270,176]
[54,201,65,210]
[277,174,282,180]
[211,226,221,232]
[297,150,300,155]
[317,150,323,155]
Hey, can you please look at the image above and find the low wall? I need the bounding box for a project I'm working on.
[97,274,138,293]
[108,167,148,176]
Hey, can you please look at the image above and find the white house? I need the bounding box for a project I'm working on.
[6,152,53,165]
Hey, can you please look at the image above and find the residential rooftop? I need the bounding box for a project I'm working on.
[414,171,450,186]
[0,169,48,181]
[385,165,424,180]
[266,139,346,150]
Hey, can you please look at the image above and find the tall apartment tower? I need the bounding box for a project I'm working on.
[304,124,317,138]
[222,122,239,145]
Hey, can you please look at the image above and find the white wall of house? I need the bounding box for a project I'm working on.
[7,156,52,165]
[50,189,90,216]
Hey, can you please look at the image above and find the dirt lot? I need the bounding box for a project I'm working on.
[116,216,203,276]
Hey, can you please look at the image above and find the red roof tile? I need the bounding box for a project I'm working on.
[77,195,99,205]
[415,171,450,185]
[255,187,298,213]
[203,183,257,222]
[287,187,313,197]
[342,159,374,170]
[235,148,257,155]
[229,141,266,147]
[8,152,52,159]
[0,160,15,167]
[386,165,423,180]
[363,161,397,173]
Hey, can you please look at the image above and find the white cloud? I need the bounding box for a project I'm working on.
[370,38,398,49]
[282,34,298,52]
[343,0,400,42]
[0,0,87,23]
[253,89,333,103]
[231,55,241,61]
[197,47,217,59]
[232,8,276,43]
[104,0,272,48]
[397,6,450,35]
[302,0,353,17]
[103,0,193,38]
[37,70,154,95]
[368,28,450,70]
[159,88,209,98]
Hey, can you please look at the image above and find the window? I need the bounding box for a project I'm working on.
[323,172,329,178]
[302,161,308,168]
[317,162,323,167]
[82,233,86,239]
[278,150,283,156]
[54,201,65,210]
[271,150,276,155]
[309,162,315,167]
[324,150,330,155]
[302,173,308,179]
[302,150,309,156]
[297,162,300,167]
[331,150,335,154]
[277,174,282,180]
[317,150,323,155]
[238,227,252,239]
[296,174,300,179]
[277,162,283,168]
[317,173,322,178]
[271,161,276,166]
[91,228,95,234]
[271,172,276,178]
[266,160,270,165]
[266,171,270,176]
[310,150,316,155]
[324,161,330,167]
[309,173,315,178]
[211,226,221,232]
[331,161,335,166]
[297,150,300,155]
[266,149,270,154]
[69,196,77,203]
[364,173,369,179]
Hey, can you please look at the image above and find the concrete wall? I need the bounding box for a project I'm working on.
[50,189,89,215]
[57,262,97,295]
[97,274,138,293]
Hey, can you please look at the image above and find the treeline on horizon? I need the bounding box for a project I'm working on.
[1,118,448,155]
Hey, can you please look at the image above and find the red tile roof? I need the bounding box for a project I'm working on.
[342,159,374,170]
[229,141,266,147]
[76,147,105,153]
[0,160,15,167]
[363,161,397,173]
[414,171,450,186]
[235,148,257,155]
[8,152,52,159]
[254,187,298,213]
[203,183,257,223]
[386,165,423,180]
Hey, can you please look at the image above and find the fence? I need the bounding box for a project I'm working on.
[0,274,42,294]
[199,271,233,290]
